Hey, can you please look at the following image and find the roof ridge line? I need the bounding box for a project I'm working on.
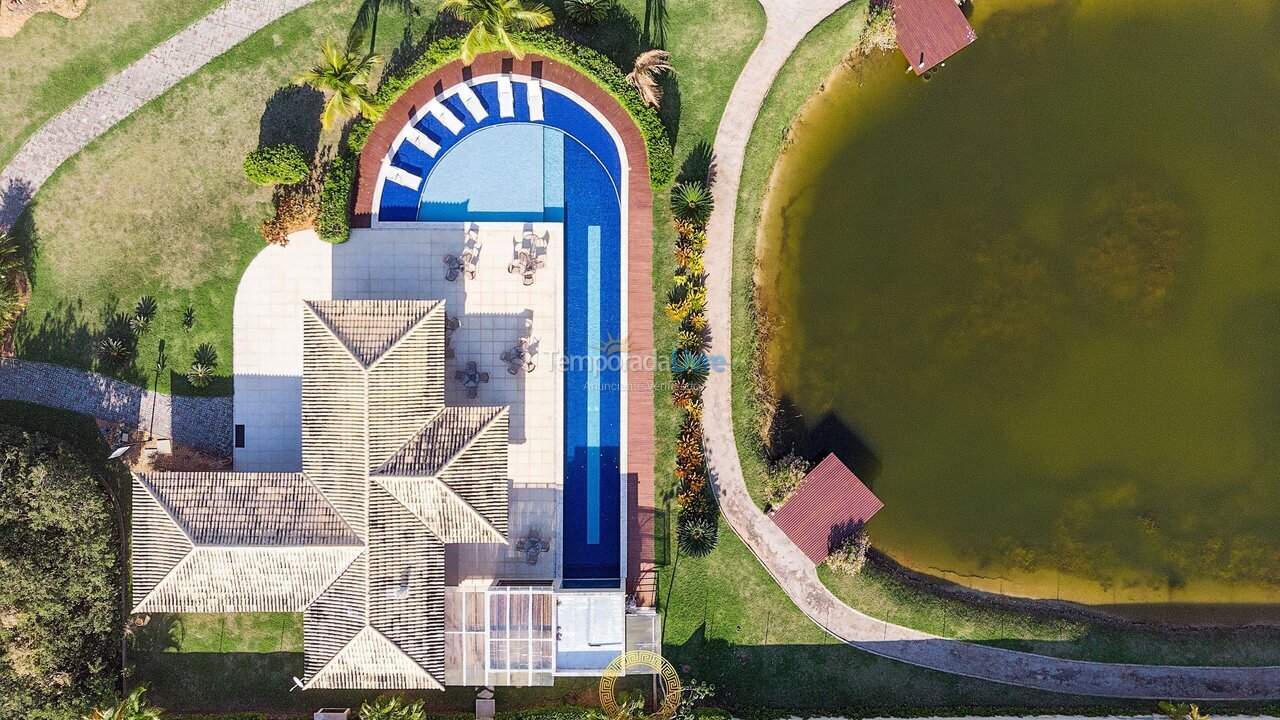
[302,624,443,691]
[370,406,450,476]
[377,405,507,478]
[299,470,365,545]
[374,474,507,544]
[130,473,195,613]
[303,300,369,369]
[366,300,445,371]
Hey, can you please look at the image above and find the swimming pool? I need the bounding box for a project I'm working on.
[374,77,626,587]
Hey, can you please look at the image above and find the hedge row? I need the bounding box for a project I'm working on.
[318,154,355,243]
[346,33,676,187]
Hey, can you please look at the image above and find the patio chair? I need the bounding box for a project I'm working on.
[478,372,490,383]
[454,370,464,381]
[465,361,477,372]
[508,260,523,275]
[531,233,549,252]
[507,362,521,375]
[523,270,535,286]
[500,349,513,363]
[523,358,537,373]
[467,386,478,399]
[447,317,462,331]
[445,346,456,359]
[445,267,459,282]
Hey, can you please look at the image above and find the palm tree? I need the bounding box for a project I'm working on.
[84,687,163,720]
[677,514,717,557]
[349,0,417,57]
[626,49,672,108]
[438,0,554,65]
[295,39,384,131]
[360,694,428,720]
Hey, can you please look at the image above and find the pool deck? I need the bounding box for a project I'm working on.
[233,223,565,582]
[352,55,657,605]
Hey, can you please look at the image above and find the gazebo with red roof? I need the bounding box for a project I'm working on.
[893,0,977,75]
[770,454,884,565]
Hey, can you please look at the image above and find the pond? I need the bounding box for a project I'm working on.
[760,0,1280,615]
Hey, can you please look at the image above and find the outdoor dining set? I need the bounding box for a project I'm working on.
[515,527,552,565]
[507,230,549,286]
[443,228,481,281]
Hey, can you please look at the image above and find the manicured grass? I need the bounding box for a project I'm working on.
[14,0,424,394]
[820,562,1280,667]
[729,2,875,510]
[0,0,224,170]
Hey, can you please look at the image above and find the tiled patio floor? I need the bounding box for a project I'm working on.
[233,223,563,581]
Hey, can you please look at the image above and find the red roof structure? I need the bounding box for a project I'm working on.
[770,454,884,565]
[893,0,977,75]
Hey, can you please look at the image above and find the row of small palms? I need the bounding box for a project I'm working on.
[297,0,672,130]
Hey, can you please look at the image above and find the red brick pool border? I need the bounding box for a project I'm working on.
[351,54,656,605]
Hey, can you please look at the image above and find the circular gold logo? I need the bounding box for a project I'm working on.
[598,650,682,720]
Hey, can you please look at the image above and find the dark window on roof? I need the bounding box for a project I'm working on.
[234,425,245,448]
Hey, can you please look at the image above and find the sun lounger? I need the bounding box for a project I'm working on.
[427,99,465,134]
[456,83,489,122]
[526,79,544,122]
[384,165,422,191]
[403,127,440,157]
[498,76,515,118]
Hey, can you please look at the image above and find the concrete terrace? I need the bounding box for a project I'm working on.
[233,224,562,582]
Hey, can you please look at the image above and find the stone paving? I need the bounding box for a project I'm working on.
[0,0,316,230]
[0,358,232,456]
[700,0,1280,701]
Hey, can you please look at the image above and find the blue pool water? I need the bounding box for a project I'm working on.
[377,79,624,586]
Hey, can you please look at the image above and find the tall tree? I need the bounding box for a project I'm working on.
[438,0,554,65]
[626,49,672,108]
[295,39,384,130]
[349,0,417,57]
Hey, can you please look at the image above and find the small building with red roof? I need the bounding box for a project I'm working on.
[770,454,884,565]
[893,0,977,75]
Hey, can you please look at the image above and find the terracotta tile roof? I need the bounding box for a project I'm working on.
[770,454,884,565]
[893,0,977,75]
[304,299,443,367]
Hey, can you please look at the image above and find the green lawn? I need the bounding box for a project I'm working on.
[820,562,1280,667]
[0,0,225,170]
[13,0,418,394]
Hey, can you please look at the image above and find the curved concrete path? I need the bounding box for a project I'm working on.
[0,0,316,230]
[701,0,1280,701]
[0,358,231,456]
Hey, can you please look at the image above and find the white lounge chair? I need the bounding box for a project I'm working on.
[498,76,515,118]
[456,83,489,122]
[427,100,465,134]
[384,165,423,191]
[402,127,440,157]
[526,79,544,122]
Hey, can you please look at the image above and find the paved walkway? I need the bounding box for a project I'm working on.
[0,358,232,456]
[0,0,316,230]
[701,0,1280,701]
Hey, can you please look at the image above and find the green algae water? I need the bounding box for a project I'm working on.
[761,0,1280,614]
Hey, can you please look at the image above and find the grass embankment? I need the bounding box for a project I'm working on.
[0,0,224,170]
[822,562,1280,667]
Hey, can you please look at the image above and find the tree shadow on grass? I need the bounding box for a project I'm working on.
[0,178,34,232]
[546,2,643,69]
[642,0,668,49]
[656,70,681,147]
[257,85,326,161]
[678,139,715,186]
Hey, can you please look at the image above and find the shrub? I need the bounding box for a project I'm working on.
[826,528,870,576]
[181,306,196,332]
[318,155,356,243]
[243,143,309,185]
[0,427,120,719]
[187,362,215,388]
[670,181,714,225]
[359,694,427,720]
[193,342,218,368]
[262,184,321,245]
[565,0,614,25]
[765,452,810,506]
[858,0,897,55]
[672,349,710,385]
[677,514,718,557]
